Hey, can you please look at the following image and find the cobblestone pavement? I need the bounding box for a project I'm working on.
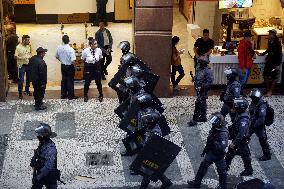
[0,96,284,189]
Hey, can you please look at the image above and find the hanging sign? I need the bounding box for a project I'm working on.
[15,0,35,4]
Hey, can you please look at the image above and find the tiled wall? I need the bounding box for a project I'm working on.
[251,0,283,21]
[194,1,218,38]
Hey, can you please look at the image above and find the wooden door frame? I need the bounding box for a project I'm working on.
[0,0,8,102]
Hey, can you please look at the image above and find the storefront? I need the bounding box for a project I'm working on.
[180,0,284,84]
[13,0,133,23]
[0,0,173,101]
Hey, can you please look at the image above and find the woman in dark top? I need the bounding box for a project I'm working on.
[171,36,185,91]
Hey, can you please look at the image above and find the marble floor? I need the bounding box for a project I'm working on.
[9,8,193,92]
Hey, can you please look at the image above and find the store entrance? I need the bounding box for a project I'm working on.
[4,0,133,100]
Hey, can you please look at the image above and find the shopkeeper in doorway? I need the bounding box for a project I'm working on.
[259,29,282,97]
[194,29,214,73]
[95,21,113,80]
[81,38,104,102]
[56,35,78,100]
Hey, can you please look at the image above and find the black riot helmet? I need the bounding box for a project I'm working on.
[119,41,131,54]
[136,93,152,108]
[141,111,161,128]
[224,67,239,81]
[233,97,249,113]
[210,112,225,128]
[35,123,57,138]
[129,65,144,78]
[249,88,263,104]
[120,52,136,65]
[124,76,140,89]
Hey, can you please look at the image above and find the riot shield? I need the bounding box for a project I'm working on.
[142,72,160,93]
[118,99,140,133]
[122,127,147,156]
[130,134,181,181]
[159,115,171,136]
[114,97,131,119]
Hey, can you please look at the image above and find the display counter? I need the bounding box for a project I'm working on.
[209,51,284,85]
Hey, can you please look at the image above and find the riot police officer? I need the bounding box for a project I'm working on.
[225,98,253,176]
[30,123,58,189]
[119,41,131,55]
[249,88,271,161]
[220,67,241,122]
[188,59,214,126]
[139,111,173,189]
[188,113,228,189]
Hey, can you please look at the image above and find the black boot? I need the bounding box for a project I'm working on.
[259,138,271,161]
[240,156,253,176]
[98,88,103,102]
[217,168,227,189]
[140,177,150,189]
[188,161,210,188]
[19,92,23,99]
[160,175,173,189]
[187,180,201,188]
[84,95,89,102]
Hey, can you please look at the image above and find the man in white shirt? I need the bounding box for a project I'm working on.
[81,38,103,102]
[56,35,78,100]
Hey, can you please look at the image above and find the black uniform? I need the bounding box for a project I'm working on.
[190,125,228,189]
[29,55,47,109]
[30,139,58,189]
[139,124,172,189]
[220,80,241,122]
[225,112,253,175]
[249,99,271,159]
[191,63,213,124]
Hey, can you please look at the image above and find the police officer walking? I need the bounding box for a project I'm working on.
[29,47,48,111]
[30,123,58,189]
[220,68,241,122]
[249,88,271,161]
[81,38,103,102]
[225,98,253,176]
[188,113,228,189]
[56,35,78,100]
[139,111,173,189]
[188,59,213,126]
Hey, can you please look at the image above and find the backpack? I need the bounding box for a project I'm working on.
[264,102,274,126]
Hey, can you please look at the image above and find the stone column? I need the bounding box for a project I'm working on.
[0,0,7,101]
[134,0,173,97]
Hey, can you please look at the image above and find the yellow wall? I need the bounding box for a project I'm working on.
[115,0,132,21]
[251,0,284,21]
[35,0,114,14]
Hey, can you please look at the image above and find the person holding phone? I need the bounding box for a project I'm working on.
[171,36,185,91]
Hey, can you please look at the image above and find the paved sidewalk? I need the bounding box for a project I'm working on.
[0,96,283,189]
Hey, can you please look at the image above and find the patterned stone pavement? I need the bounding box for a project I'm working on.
[0,96,284,189]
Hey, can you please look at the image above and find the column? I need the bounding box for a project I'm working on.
[134,0,173,97]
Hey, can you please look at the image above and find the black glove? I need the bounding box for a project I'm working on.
[220,92,225,102]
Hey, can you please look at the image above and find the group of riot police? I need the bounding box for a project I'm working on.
[109,41,177,189]
[187,65,274,189]
[28,42,274,189]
